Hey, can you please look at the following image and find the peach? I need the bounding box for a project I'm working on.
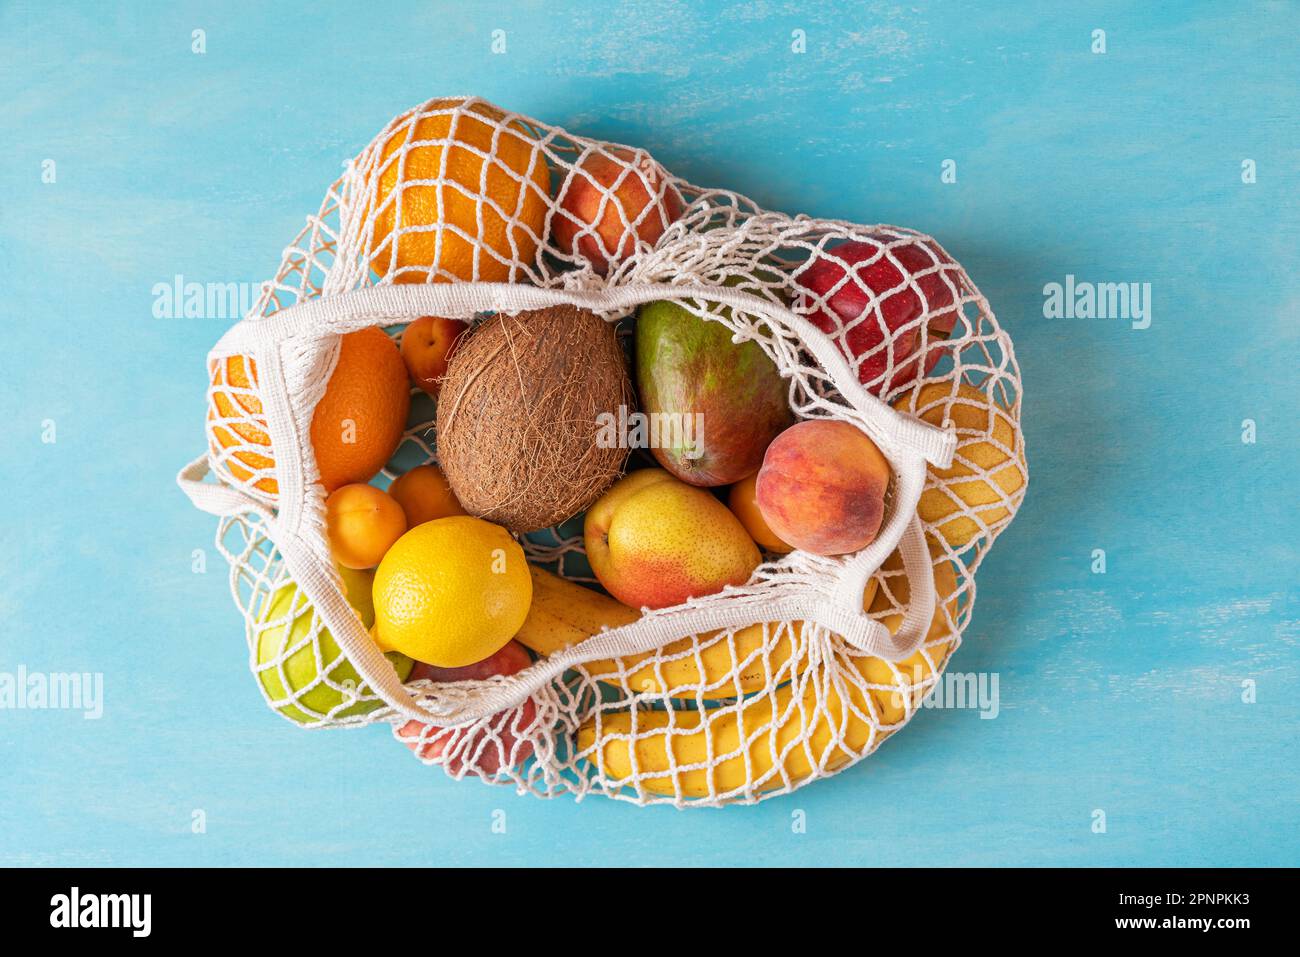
[552,146,683,275]
[755,420,891,556]
[584,468,760,609]
[727,471,792,553]
[406,639,533,685]
[387,464,466,527]
[400,315,469,396]
[325,483,408,569]
[398,640,536,775]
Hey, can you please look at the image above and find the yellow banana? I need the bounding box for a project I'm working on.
[516,566,805,699]
[577,550,960,798]
[854,545,961,724]
[514,566,642,655]
[576,672,869,799]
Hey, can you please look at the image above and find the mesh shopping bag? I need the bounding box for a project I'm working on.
[179,96,1026,807]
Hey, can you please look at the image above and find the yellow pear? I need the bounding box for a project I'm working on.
[584,469,761,609]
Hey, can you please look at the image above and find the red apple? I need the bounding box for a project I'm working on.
[794,236,963,397]
[552,146,683,275]
[406,640,531,684]
[400,315,469,396]
[398,640,537,776]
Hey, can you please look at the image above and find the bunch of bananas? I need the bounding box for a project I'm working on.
[517,547,962,800]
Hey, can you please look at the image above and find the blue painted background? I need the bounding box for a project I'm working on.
[2,1,1296,866]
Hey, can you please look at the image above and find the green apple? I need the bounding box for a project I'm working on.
[256,567,412,725]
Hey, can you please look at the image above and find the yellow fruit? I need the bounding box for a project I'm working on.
[517,566,818,699]
[513,566,641,656]
[893,382,1025,547]
[584,469,761,610]
[726,471,792,552]
[372,516,532,667]
[366,97,549,283]
[612,622,798,699]
[387,464,466,527]
[858,546,961,724]
[325,484,408,569]
[577,671,873,799]
[336,564,377,629]
[576,554,959,797]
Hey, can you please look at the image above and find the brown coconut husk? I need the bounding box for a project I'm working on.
[436,304,633,533]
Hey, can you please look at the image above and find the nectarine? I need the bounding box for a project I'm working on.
[552,146,682,275]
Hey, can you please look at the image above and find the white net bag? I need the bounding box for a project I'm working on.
[179,96,1027,807]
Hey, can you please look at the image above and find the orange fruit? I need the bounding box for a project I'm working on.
[207,353,277,497]
[207,327,411,500]
[310,327,411,492]
[726,471,792,553]
[326,484,408,569]
[388,464,466,527]
[552,146,683,275]
[366,97,550,284]
[399,315,469,395]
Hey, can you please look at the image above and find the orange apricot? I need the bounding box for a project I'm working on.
[388,464,467,527]
[326,484,408,569]
[400,316,469,396]
[727,471,792,553]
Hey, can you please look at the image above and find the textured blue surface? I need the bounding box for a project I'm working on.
[1,1,1296,867]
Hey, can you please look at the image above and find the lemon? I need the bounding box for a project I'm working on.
[894,382,1026,548]
[372,516,533,667]
[256,568,414,725]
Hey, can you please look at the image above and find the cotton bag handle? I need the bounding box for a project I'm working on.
[184,281,956,723]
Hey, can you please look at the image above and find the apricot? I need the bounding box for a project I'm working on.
[400,316,469,396]
[387,464,467,527]
[325,483,408,569]
[755,420,891,556]
[727,471,792,553]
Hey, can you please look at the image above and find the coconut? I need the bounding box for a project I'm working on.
[436,304,633,533]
